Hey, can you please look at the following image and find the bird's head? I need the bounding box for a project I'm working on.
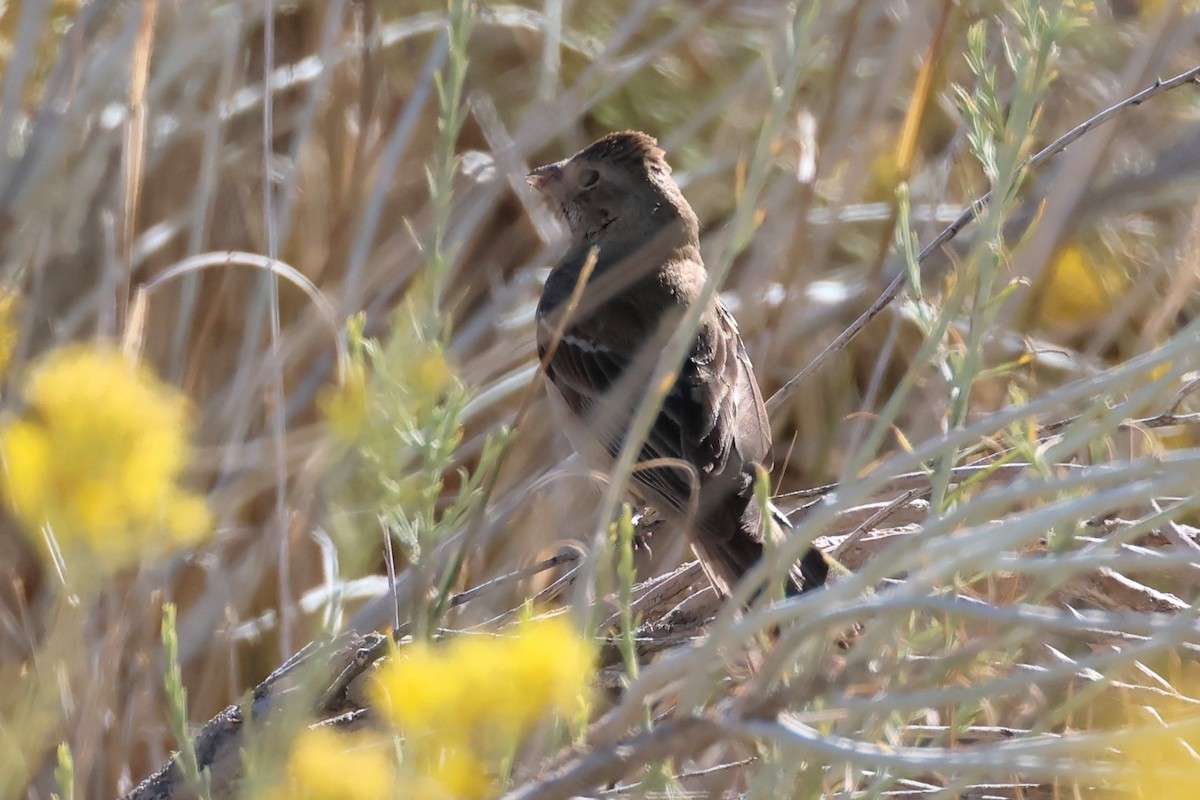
[527,131,698,245]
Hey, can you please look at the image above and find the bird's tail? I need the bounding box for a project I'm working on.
[690,489,829,601]
[770,504,829,596]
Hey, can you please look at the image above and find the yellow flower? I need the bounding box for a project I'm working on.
[865,150,904,203]
[1096,669,1200,798]
[1038,244,1127,327]
[369,616,594,798]
[261,728,395,800]
[320,362,368,442]
[373,640,472,740]
[319,325,455,446]
[373,616,594,743]
[1116,714,1200,799]
[0,286,19,380]
[408,746,494,800]
[488,616,596,735]
[411,350,454,400]
[1134,0,1200,20]
[0,344,210,572]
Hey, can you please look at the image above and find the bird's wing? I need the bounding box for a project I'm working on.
[538,289,771,532]
[537,317,625,419]
[649,300,773,536]
[657,301,762,475]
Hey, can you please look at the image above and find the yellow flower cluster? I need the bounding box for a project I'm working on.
[319,332,456,445]
[1115,695,1200,800]
[369,616,595,799]
[1119,723,1200,800]
[1039,244,1128,327]
[320,361,368,442]
[409,349,455,400]
[0,286,18,380]
[262,728,395,800]
[0,344,210,572]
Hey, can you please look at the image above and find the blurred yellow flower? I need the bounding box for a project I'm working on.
[373,616,594,744]
[865,150,904,203]
[261,728,395,800]
[1116,714,1200,799]
[0,286,18,380]
[0,344,210,571]
[1134,0,1200,20]
[319,327,455,445]
[411,349,454,400]
[1038,244,1127,327]
[320,362,369,442]
[486,616,596,735]
[370,616,594,799]
[408,746,493,800]
[1095,669,1200,799]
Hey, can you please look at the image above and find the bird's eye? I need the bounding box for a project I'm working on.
[578,168,600,189]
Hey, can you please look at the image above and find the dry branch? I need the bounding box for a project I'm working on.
[123,632,385,800]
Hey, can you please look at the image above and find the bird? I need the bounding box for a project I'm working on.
[527,130,828,600]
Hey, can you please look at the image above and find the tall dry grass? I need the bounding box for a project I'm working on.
[3,0,1200,797]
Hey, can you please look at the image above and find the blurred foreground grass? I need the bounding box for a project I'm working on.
[3,0,1200,797]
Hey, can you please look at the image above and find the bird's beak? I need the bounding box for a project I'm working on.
[526,161,564,196]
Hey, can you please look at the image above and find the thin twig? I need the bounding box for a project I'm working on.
[831,488,924,559]
[1150,498,1200,553]
[597,757,757,795]
[447,549,582,609]
[502,717,729,800]
[381,516,400,634]
[261,0,291,661]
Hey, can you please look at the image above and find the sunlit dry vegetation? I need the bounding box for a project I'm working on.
[3,0,1200,797]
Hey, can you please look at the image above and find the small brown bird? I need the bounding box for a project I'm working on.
[528,131,827,599]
